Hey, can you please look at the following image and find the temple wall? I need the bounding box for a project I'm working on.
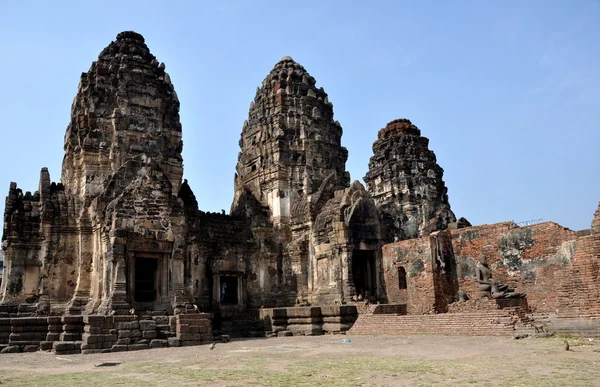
[451,222,579,313]
[556,230,600,316]
[40,230,81,305]
[348,310,526,336]
[382,237,437,314]
[382,218,599,318]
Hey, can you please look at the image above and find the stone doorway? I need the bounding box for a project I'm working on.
[134,257,157,303]
[352,250,376,297]
[219,275,239,305]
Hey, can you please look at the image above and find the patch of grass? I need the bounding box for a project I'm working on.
[3,339,600,387]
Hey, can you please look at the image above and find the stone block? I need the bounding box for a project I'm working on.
[84,326,102,334]
[110,344,129,352]
[1,345,20,353]
[61,333,81,341]
[167,337,181,347]
[62,316,84,324]
[82,333,98,344]
[47,317,62,325]
[46,333,60,341]
[117,321,139,330]
[118,329,141,339]
[53,342,76,351]
[23,345,39,352]
[40,341,54,351]
[177,333,203,341]
[117,338,131,345]
[63,324,82,332]
[113,316,135,323]
[153,317,169,325]
[139,320,156,331]
[10,340,42,346]
[83,315,107,325]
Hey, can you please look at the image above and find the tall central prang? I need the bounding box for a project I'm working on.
[231,56,349,226]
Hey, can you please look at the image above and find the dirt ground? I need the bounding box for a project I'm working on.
[1,334,599,386]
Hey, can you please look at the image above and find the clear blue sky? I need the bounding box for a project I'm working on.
[0,1,598,231]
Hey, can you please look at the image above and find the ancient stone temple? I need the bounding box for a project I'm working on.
[1,31,599,352]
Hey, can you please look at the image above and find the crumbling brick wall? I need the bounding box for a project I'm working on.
[556,229,600,316]
[382,230,457,314]
[381,217,600,317]
[382,238,436,314]
[451,222,579,313]
[348,311,522,336]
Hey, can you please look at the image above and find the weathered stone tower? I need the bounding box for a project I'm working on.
[364,119,456,241]
[1,31,189,315]
[62,31,184,199]
[230,57,385,306]
[231,56,350,226]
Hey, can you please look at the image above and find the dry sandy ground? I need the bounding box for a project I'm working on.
[0,334,599,386]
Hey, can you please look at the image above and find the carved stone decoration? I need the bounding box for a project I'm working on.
[364,119,456,241]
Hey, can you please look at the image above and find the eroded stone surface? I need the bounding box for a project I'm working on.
[364,119,456,240]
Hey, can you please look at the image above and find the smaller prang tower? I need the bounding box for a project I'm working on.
[364,119,456,241]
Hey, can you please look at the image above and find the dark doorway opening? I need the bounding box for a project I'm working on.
[135,258,157,302]
[398,266,407,290]
[220,276,239,305]
[352,250,376,297]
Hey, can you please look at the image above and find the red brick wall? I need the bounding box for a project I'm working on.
[447,298,528,313]
[381,203,600,320]
[382,238,436,314]
[556,233,600,316]
[349,311,520,336]
[450,222,578,313]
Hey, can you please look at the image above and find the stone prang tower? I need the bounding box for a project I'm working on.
[231,56,350,226]
[1,31,189,315]
[364,119,456,241]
